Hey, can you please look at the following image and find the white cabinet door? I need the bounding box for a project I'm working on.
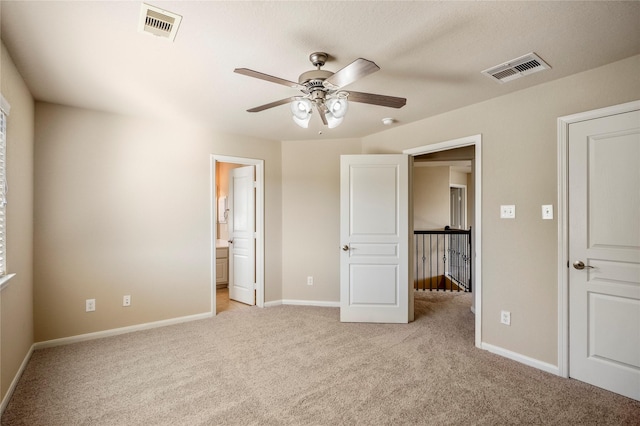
[569,109,640,400]
[340,155,412,323]
[228,165,256,306]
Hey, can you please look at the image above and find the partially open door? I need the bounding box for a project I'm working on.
[340,154,412,323]
[228,165,256,306]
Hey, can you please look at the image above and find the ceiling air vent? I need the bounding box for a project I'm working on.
[482,53,551,83]
[138,3,182,42]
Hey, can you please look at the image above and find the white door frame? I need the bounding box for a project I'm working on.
[556,100,640,378]
[210,155,265,313]
[404,134,482,348]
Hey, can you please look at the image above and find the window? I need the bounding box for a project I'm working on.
[0,94,9,277]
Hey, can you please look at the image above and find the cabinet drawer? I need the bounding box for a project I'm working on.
[216,247,228,259]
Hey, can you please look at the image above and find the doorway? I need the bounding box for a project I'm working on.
[404,134,482,348]
[210,155,265,315]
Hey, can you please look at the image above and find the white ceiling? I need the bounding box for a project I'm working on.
[2,1,639,141]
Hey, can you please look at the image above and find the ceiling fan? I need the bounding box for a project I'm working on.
[234,52,406,129]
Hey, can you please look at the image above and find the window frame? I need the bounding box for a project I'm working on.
[0,93,15,290]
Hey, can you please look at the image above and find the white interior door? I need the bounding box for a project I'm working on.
[569,108,640,400]
[340,154,412,323]
[228,165,256,305]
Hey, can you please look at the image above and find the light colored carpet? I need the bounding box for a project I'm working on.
[2,291,639,425]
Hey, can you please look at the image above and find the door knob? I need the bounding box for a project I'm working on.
[342,245,349,251]
[573,260,594,270]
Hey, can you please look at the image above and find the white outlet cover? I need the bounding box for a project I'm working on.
[86,299,96,312]
[542,204,553,220]
[500,205,516,219]
[501,310,511,325]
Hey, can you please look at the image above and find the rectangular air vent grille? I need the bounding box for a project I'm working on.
[482,53,551,83]
[138,4,182,42]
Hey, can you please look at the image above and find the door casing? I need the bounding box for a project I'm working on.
[211,155,265,314]
[557,100,640,377]
[404,134,482,348]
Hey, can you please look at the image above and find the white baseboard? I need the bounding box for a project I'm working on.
[34,312,213,350]
[1,344,34,415]
[481,342,560,376]
[283,299,340,307]
[264,299,340,308]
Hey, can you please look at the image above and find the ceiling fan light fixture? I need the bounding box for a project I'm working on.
[326,113,344,129]
[291,98,312,120]
[326,97,348,119]
[292,114,311,128]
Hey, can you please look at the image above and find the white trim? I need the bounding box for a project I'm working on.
[34,312,212,350]
[482,342,560,376]
[0,273,16,291]
[282,299,340,308]
[211,155,265,310]
[404,135,478,156]
[0,344,34,415]
[264,299,340,308]
[556,100,640,379]
[403,134,483,349]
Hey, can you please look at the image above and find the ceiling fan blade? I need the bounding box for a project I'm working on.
[234,68,304,89]
[246,97,296,113]
[347,91,407,109]
[324,58,380,89]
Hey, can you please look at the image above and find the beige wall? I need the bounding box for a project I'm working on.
[0,42,35,401]
[3,41,639,398]
[413,166,450,230]
[450,170,467,187]
[362,54,640,365]
[33,103,282,341]
[280,138,361,302]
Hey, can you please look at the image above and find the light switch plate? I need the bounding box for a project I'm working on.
[500,205,516,219]
[542,205,553,220]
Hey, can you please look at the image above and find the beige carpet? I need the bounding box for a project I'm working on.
[3,291,639,425]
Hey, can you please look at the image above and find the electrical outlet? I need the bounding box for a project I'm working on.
[500,205,516,219]
[501,310,511,325]
[86,299,96,312]
[123,295,131,307]
[307,276,314,286]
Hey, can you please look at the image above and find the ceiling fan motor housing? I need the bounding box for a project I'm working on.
[309,52,328,67]
[299,69,333,85]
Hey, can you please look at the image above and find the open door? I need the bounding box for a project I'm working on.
[228,165,256,306]
[340,154,412,323]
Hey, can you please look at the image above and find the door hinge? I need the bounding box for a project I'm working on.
[253,181,257,188]
[253,282,257,290]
